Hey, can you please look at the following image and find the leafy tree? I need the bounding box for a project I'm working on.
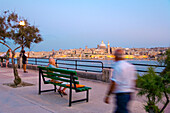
[137,67,163,113]
[137,49,170,113]
[0,11,43,86]
[159,49,170,112]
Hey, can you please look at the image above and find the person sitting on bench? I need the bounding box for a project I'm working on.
[48,58,67,95]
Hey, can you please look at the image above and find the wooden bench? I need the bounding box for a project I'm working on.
[38,66,92,106]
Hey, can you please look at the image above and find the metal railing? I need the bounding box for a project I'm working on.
[27,57,49,66]
[55,58,104,73]
[55,59,165,73]
[2,57,165,74]
[26,57,105,73]
[132,63,165,73]
[0,57,17,64]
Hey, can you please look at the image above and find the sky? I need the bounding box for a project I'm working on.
[0,0,170,52]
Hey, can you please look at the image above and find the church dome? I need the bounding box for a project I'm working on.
[99,41,106,49]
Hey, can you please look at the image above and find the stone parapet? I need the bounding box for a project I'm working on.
[9,59,114,83]
[102,68,113,82]
[26,64,39,70]
[76,71,102,81]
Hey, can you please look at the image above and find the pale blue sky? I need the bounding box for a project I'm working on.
[0,0,170,52]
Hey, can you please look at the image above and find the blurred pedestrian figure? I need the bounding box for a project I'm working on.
[6,49,11,68]
[104,49,136,113]
[21,50,28,73]
[0,53,6,67]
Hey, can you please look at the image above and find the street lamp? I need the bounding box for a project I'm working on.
[19,21,25,50]
[18,20,26,68]
[19,21,25,26]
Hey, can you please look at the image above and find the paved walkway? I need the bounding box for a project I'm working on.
[0,67,169,113]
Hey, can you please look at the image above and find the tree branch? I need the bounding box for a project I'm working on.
[13,42,27,52]
[0,41,12,50]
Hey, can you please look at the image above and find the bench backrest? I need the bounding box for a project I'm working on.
[38,66,77,75]
[38,66,80,89]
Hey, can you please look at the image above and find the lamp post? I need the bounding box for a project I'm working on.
[18,21,26,69]
[19,21,25,50]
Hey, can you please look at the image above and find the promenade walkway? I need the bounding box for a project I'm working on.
[0,67,169,113]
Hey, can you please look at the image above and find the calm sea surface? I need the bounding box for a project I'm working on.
[102,60,163,75]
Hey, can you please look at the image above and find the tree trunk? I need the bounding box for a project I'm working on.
[18,50,23,69]
[11,51,22,86]
[149,109,155,113]
[160,91,169,113]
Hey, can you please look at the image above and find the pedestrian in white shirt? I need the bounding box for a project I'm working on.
[104,49,136,113]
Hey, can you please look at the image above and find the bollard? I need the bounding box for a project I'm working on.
[102,68,113,82]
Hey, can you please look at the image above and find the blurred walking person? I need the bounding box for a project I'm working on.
[6,49,11,68]
[104,49,136,113]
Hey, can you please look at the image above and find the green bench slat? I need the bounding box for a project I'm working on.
[47,67,77,75]
[43,75,79,84]
[38,66,77,75]
[76,86,92,92]
[44,77,91,92]
[44,72,78,80]
[45,80,63,85]
[45,80,91,92]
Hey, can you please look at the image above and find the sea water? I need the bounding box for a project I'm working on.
[11,58,164,75]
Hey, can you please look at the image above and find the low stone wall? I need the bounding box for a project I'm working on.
[102,68,113,82]
[4,63,112,83]
[26,64,39,70]
[76,71,102,81]
[76,68,112,82]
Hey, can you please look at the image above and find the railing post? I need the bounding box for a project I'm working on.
[35,58,37,65]
[75,60,77,70]
[101,62,103,69]
[56,59,58,67]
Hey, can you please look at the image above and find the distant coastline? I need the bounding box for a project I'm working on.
[0,46,168,61]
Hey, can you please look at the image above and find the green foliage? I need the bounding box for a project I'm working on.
[137,67,163,99]
[15,21,43,49]
[145,103,160,113]
[137,67,164,112]
[137,49,170,113]
[0,10,43,49]
[159,49,170,94]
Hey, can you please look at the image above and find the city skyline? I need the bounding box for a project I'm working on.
[0,43,167,60]
[0,0,170,52]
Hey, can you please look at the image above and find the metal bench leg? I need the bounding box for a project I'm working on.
[69,88,72,107]
[39,69,41,95]
[86,90,89,102]
[54,85,56,92]
[69,74,73,107]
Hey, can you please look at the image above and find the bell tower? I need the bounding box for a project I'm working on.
[107,41,110,54]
